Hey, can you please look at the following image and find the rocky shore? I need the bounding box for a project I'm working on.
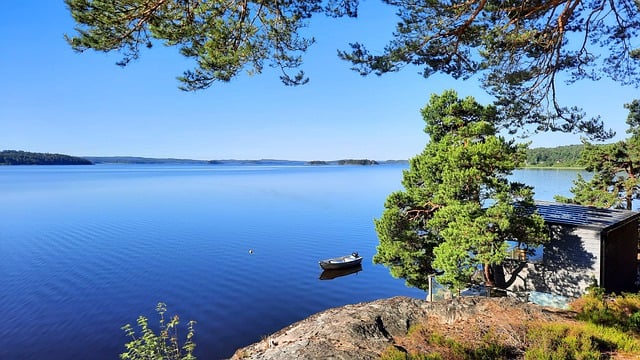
[230,296,572,359]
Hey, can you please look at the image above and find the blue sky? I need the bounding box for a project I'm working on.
[0,2,636,161]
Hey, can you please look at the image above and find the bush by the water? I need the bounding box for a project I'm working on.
[120,303,196,360]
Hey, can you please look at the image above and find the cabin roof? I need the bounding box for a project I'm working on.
[535,201,640,231]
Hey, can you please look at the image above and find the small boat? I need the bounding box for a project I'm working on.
[319,264,363,280]
[319,252,363,270]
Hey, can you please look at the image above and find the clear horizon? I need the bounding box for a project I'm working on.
[1,2,635,161]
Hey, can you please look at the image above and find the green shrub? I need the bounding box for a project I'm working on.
[386,329,512,360]
[525,324,600,360]
[571,290,640,333]
[120,302,196,360]
[525,321,640,360]
[466,342,508,360]
[380,346,409,360]
[584,323,640,353]
[380,346,442,360]
[629,312,640,331]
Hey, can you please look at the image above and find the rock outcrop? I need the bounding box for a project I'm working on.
[230,296,571,359]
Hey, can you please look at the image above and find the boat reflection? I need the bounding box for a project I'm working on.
[319,264,363,280]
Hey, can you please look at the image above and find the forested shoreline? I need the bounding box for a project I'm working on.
[0,150,92,165]
[2,146,590,167]
[525,144,585,168]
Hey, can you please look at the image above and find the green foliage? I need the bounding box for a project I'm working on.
[524,321,640,359]
[64,0,358,90]
[380,346,442,360]
[428,333,509,360]
[374,90,548,291]
[571,289,640,333]
[120,302,196,360]
[65,1,639,139]
[383,326,512,360]
[339,0,639,140]
[556,100,640,210]
[0,150,92,165]
[525,324,601,360]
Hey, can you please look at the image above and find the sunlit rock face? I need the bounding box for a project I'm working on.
[230,296,566,359]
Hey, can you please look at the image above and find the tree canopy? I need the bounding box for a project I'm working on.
[64,0,358,89]
[340,0,640,140]
[373,90,548,291]
[556,100,640,210]
[65,0,640,139]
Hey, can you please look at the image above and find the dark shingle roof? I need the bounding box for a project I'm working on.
[535,201,639,231]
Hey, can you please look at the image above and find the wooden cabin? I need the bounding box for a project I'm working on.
[508,201,639,299]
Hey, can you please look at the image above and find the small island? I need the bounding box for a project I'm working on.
[0,150,92,165]
[307,159,379,165]
[207,159,306,166]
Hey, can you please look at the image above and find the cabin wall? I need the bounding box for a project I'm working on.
[603,220,639,293]
[508,224,600,299]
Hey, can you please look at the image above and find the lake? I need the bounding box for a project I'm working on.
[0,165,586,359]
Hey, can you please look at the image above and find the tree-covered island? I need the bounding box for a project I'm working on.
[308,159,379,165]
[0,150,92,165]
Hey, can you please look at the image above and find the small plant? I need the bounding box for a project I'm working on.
[380,345,442,360]
[380,346,411,360]
[120,302,196,360]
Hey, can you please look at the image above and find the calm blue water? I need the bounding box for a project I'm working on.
[0,165,584,359]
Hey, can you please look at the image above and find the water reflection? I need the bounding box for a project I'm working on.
[319,265,363,280]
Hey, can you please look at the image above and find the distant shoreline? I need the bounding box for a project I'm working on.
[85,157,405,166]
[0,150,92,166]
[2,149,586,169]
[1,151,409,166]
[523,166,584,170]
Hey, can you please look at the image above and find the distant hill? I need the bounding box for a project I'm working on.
[208,159,399,166]
[378,160,410,165]
[307,159,381,165]
[208,159,306,166]
[85,156,208,164]
[0,150,92,165]
[85,157,401,166]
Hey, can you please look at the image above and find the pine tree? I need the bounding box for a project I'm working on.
[374,90,548,291]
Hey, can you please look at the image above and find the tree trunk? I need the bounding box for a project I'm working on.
[484,264,509,289]
[491,264,506,289]
[483,264,494,287]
